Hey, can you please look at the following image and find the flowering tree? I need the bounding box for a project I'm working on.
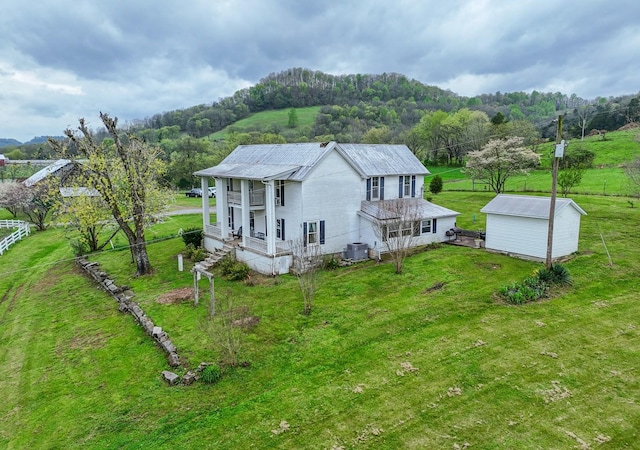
[0,181,31,218]
[50,113,169,276]
[464,137,540,193]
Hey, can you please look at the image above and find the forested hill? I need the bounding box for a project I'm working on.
[131,67,637,142]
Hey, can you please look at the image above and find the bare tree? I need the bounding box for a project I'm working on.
[50,113,168,276]
[464,137,540,194]
[201,291,248,367]
[625,154,640,198]
[290,238,323,315]
[372,199,422,274]
[0,181,31,218]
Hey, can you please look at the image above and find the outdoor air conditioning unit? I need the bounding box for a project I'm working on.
[345,242,369,260]
[275,197,281,206]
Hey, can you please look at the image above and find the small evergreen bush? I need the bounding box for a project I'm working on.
[182,227,203,248]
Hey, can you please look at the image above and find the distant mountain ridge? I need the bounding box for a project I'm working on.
[0,136,64,148]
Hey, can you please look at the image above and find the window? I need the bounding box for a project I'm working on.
[403,176,411,197]
[307,221,318,245]
[367,176,384,201]
[399,175,416,198]
[276,218,283,239]
[249,211,255,233]
[304,220,325,246]
[372,177,380,200]
[421,219,437,234]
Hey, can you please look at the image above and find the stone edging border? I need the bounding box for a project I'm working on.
[75,257,181,368]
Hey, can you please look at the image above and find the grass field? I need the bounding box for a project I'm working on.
[425,128,640,197]
[208,106,321,140]
[1,190,639,448]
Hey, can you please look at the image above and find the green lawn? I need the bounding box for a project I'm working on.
[1,192,639,448]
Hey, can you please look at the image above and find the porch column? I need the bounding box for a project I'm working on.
[264,180,276,255]
[200,177,210,227]
[218,178,229,238]
[240,179,251,246]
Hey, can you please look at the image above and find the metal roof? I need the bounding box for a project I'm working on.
[194,142,336,181]
[360,198,460,221]
[337,144,429,177]
[194,142,429,181]
[480,194,587,219]
[23,159,73,187]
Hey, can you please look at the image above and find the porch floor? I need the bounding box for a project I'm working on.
[445,236,485,249]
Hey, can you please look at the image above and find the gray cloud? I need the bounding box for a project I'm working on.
[1,0,639,141]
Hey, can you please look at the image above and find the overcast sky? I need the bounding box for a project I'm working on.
[2,0,639,142]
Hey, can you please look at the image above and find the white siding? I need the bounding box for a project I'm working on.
[300,151,363,254]
[485,209,582,260]
[551,207,582,257]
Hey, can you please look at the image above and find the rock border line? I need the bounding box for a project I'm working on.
[76,257,181,368]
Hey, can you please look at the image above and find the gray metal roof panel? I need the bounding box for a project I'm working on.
[198,142,336,181]
[480,194,587,218]
[23,159,73,187]
[360,198,460,221]
[337,144,429,177]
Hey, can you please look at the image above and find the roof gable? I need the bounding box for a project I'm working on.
[480,194,587,219]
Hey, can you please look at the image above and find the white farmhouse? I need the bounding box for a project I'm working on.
[481,194,586,261]
[194,142,459,274]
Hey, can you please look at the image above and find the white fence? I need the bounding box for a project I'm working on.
[0,220,31,255]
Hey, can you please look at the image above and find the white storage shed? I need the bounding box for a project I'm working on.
[480,194,586,261]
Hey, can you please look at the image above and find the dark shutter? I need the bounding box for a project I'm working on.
[280,180,285,206]
[366,178,371,201]
[432,218,437,233]
[320,220,325,244]
[398,176,403,198]
[281,218,285,240]
[411,175,416,198]
[303,222,307,247]
[380,177,385,200]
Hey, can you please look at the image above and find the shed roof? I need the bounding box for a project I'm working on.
[360,198,460,221]
[23,159,74,187]
[194,142,429,181]
[480,194,586,219]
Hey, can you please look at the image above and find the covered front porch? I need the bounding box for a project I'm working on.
[196,175,293,274]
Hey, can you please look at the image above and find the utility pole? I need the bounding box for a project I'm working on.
[546,116,564,269]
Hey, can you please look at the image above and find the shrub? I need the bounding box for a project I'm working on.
[322,255,340,270]
[219,256,250,281]
[190,247,207,262]
[429,175,443,195]
[69,239,90,257]
[549,263,572,286]
[182,227,203,248]
[200,364,222,384]
[499,277,549,305]
[536,263,572,286]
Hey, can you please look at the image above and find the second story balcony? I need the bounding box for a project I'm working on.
[227,188,266,207]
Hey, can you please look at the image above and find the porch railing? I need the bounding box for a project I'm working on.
[204,223,223,239]
[227,189,266,207]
